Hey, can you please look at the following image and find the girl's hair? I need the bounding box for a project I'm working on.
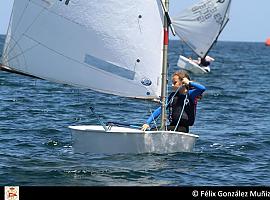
[172,70,190,81]
[172,70,203,100]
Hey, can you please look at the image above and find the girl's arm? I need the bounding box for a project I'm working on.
[189,82,206,102]
[145,92,174,124]
[141,92,173,131]
[146,107,161,125]
[141,106,161,131]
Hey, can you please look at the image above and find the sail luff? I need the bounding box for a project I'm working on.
[203,0,231,58]
[1,0,14,65]
[203,18,229,58]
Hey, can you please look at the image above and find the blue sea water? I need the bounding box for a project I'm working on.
[1,34,270,186]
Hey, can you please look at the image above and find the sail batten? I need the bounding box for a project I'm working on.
[172,0,231,58]
[2,0,164,99]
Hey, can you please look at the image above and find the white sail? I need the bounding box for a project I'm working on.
[172,0,231,58]
[2,0,164,99]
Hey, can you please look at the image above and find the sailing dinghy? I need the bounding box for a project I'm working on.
[177,55,210,74]
[70,125,198,154]
[172,0,231,74]
[1,0,200,154]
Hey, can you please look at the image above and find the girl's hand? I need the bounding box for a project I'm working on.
[182,77,190,86]
[141,124,150,131]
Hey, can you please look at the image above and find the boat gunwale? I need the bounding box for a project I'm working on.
[68,125,199,138]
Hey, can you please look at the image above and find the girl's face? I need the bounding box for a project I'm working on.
[172,75,187,93]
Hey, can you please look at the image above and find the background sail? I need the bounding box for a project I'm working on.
[1,0,164,99]
[172,0,231,58]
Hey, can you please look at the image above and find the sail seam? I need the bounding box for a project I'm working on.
[3,1,31,60]
[4,36,39,65]
[5,5,46,62]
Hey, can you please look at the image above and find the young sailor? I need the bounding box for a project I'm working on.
[141,70,206,133]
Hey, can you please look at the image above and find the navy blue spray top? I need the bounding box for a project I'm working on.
[145,82,206,127]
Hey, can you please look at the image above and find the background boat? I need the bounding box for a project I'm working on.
[172,0,231,74]
[177,55,210,74]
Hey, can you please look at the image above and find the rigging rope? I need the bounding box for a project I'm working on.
[174,94,188,132]
[148,85,186,131]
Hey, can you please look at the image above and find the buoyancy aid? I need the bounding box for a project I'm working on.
[168,92,196,127]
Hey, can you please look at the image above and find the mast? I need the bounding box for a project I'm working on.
[160,0,169,130]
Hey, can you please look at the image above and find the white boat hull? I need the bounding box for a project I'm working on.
[177,55,210,74]
[68,125,199,154]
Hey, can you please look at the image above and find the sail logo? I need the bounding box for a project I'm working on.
[141,78,152,86]
[217,0,225,3]
[59,0,70,5]
[5,186,19,200]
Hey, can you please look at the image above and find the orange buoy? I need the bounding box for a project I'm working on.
[265,38,270,46]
